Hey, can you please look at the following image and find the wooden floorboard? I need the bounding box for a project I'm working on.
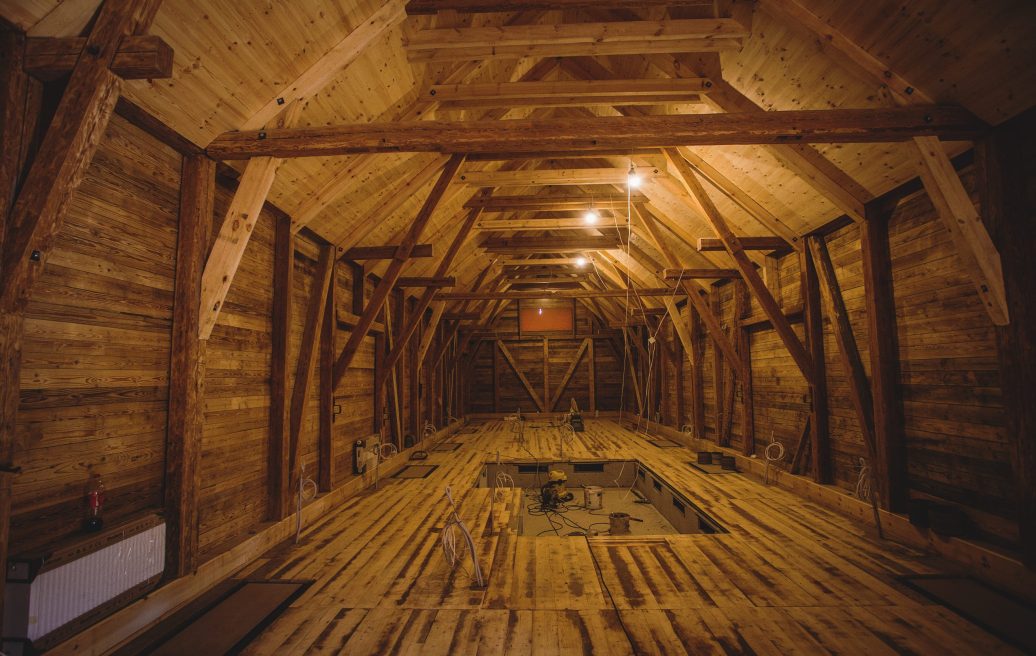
[222,419,1020,655]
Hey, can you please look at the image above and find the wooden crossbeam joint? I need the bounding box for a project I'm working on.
[25,34,173,80]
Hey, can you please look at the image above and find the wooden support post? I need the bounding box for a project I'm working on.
[861,205,907,511]
[351,262,364,314]
[542,337,550,409]
[800,238,832,483]
[164,154,214,579]
[689,306,706,438]
[269,216,294,521]
[288,246,335,479]
[674,331,685,428]
[373,332,385,434]
[587,337,597,413]
[332,154,465,386]
[810,237,884,504]
[736,281,755,455]
[0,28,41,624]
[978,116,1036,566]
[318,259,336,492]
[666,148,815,385]
[492,340,500,413]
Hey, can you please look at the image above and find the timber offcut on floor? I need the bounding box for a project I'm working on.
[229,420,1019,655]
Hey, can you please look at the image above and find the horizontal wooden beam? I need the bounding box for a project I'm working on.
[467,194,644,211]
[697,236,791,252]
[443,311,481,321]
[24,34,173,80]
[477,218,627,231]
[206,106,984,159]
[430,78,710,109]
[342,243,433,260]
[465,148,661,161]
[501,257,587,266]
[662,267,741,279]
[406,0,714,13]
[509,277,590,286]
[439,288,686,300]
[460,167,663,187]
[405,19,748,62]
[394,276,455,288]
[481,235,621,253]
[506,271,589,280]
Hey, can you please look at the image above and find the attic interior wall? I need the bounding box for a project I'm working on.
[656,166,1015,547]
[463,301,629,414]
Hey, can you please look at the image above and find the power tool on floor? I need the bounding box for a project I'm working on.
[540,470,575,509]
[568,398,585,432]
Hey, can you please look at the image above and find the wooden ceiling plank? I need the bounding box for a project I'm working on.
[240,0,406,131]
[915,136,1008,325]
[675,147,801,248]
[665,147,815,384]
[333,154,466,387]
[206,105,982,159]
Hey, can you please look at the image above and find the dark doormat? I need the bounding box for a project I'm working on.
[457,427,479,434]
[900,575,1036,653]
[431,442,462,452]
[648,438,683,448]
[114,579,311,656]
[393,464,439,479]
[687,462,738,475]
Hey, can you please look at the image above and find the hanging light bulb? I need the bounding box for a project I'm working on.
[575,256,588,267]
[583,209,598,224]
[627,163,642,188]
[538,307,543,315]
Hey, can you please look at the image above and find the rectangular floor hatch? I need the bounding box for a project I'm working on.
[900,575,1036,653]
[393,464,439,479]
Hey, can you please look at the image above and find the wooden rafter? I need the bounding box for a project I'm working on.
[634,204,746,378]
[377,205,483,390]
[665,148,815,384]
[405,0,714,13]
[197,100,303,339]
[550,338,590,411]
[206,106,982,159]
[915,137,1008,325]
[343,244,433,261]
[332,155,465,387]
[288,246,335,477]
[497,341,545,412]
[697,236,790,252]
[25,34,173,80]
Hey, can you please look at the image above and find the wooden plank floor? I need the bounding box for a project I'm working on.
[234,420,1018,655]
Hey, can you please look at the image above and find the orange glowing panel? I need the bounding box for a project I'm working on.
[519,305,573,332]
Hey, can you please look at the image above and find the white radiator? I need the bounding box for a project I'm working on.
[4,521,165,645]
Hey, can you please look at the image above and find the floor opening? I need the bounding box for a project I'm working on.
[478,460,725,537]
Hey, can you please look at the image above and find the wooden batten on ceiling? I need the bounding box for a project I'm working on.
[341,244,434,260]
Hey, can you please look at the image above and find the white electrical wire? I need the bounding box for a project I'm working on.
[855,457,872,501]
[440,486,484,587]
[294,463,318,544]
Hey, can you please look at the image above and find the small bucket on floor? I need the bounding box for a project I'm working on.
[609,512,631,535]
[584,486,603,510]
